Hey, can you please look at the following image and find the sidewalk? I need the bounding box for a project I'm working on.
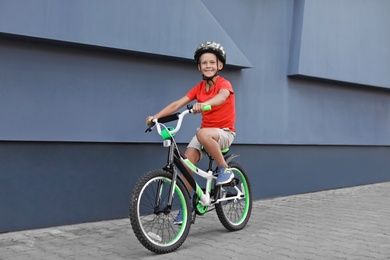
[1,182,390,260]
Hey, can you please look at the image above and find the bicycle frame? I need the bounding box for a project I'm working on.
[172,143,244,207]
[150,107,245,209]
[131,106,253,254]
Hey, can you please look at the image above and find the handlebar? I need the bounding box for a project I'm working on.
[145,105,211,136]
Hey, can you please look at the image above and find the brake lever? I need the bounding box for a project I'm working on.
[145,122,155,133]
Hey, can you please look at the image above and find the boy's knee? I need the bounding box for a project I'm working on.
[185,147,200,163]
[196,128,214,139]
[196,128,206,135]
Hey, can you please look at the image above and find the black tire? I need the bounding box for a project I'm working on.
[129,169,191,254]
[215,161,252,231]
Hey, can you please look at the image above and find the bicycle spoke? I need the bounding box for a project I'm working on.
[130,170,192,253]
[215,162,252,231]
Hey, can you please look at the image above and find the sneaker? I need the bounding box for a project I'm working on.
[216,167,234,185]
[173,208,183,225]
[173,207,195,225]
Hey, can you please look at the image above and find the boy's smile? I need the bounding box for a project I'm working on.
[198,53,223,79]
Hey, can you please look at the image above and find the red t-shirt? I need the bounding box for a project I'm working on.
[186,77,236,132]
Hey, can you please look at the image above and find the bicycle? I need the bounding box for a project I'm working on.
[129,105,252,254]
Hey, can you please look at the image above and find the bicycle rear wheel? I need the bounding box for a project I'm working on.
[215,161,252,231]
[129,169,191,254]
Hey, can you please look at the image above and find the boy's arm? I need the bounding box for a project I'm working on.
[192,89,230,113]
[146,96,192,125]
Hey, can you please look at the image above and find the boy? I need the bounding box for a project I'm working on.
[146,41,236,222]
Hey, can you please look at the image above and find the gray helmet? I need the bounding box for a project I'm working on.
[194,41,226,68]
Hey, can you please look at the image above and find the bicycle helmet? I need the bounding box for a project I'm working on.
[194,41,226,68]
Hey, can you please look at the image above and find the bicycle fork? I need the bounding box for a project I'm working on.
[152,141,182,215]
[153,171,179,215]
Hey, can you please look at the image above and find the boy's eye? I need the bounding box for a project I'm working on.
[201,61,216,65]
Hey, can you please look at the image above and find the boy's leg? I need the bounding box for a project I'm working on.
[196,128,235,185]
[184,147,200,165]
[196,128,228,167]
[182,147,200,192]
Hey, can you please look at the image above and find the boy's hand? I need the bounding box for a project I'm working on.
[193,103,207,114]
[146,116,155,126]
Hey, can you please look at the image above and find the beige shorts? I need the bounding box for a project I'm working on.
[187,128,236,160]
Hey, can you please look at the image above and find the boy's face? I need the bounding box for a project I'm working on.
[198,53,223,78]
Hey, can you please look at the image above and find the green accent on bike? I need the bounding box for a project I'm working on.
[202,104,211,111]
[196,203,208,214]
[185,159,197,172]
[201,145,228,154]
[231,168,250,225]
[195,185,203,199]
[193,184,209,214]
[162,179,187,246]
[221,147,229,153]
[160,127,175,140]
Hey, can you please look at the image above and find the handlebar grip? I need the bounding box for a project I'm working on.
[202,105,212,111]
[158,113,180,123]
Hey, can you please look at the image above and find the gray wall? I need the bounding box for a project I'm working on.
[2,142,389,232]
[1,0,389,232]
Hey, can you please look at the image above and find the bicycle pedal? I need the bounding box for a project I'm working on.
[221,177,239,187]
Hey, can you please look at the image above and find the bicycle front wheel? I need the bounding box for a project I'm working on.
[129,169,191,254]
[215,161,252,231]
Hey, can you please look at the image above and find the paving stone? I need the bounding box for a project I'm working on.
[0,182,389,259]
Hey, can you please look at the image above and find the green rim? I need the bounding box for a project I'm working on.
[231,168,250,225]
[141,177,188,246]
[166,179,187,246]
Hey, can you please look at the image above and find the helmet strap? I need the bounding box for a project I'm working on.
[202,73,218,82]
